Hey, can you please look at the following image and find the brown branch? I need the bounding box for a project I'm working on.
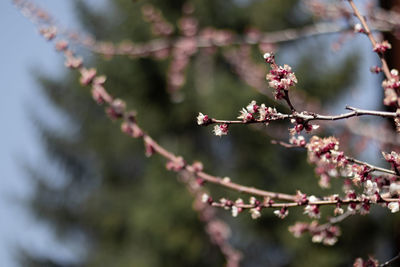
[208,106,397,125]
[211,196,399,209]
[85,22,352,58]
[270,140,299,148]
[327,210,353,225]
[347,0,391,79]
[271,140,399,177]
[283,90,296,113]
[346,157,397,176]
[143,135,297,201]
[380,252,400,267]
[180,171,242,267]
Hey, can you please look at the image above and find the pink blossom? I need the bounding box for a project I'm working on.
[388,202,400,213]
[263,52,275,64]
[266,64,297,99]
[39,26,57,40]
[79,68,97,86]
[289,222,309,238]
[246,100,259,113]
[370,66,382,73]
[191,161,203,172]
[64,55,83,69]
[106,99,126,119]
[231,198,244,217]
[166,156,186,171]
[353,23,364,33]
[250,207,261,219]
[121,122,143,139]
[289,135,306,147]
[197,112,210,125]
[213,124,229,136]
[373,40,391,53]
[237,108,253,122]
[55,40,68,51]
[274,207,289,219]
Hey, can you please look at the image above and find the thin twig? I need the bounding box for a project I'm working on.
[347,157,397,176]
[380,252,400,267]
[211,197,399,209]
[347,0,391,79]
[271,140,399,177]
[283,90,296,113]
[209,106,397,125]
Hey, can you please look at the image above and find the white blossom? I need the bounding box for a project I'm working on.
[231,206,239,217]
[274,208,289,219]
[197,112,208,125]
[237,108,252,122]
[354,23,363,33]
[213,124,228,136]
[308,195,319,202]
[388,202,400,213]
[222,177,231,183]
[311,234,323,243]
[364,180,378,195]
[304,205,320,219]
[250,208,261,219]
[323,237,338,246]
[201,193,209,203]
[263,52,271,59]
[246,100,258,113]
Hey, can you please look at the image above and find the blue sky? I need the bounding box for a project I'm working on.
[0,1,88,265]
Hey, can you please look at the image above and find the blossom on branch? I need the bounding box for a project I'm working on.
[39,26,57,40]
[266,62,297,100]
[388,202,400,213]
[237,108,253,122]
[250,207,261,219]
[274,207,289,219]
[197,112,210,125]
[373,40,392,54]
[213,124,229,137]
[79,68,97,86]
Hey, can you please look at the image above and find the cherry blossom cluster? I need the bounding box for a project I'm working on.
[264,53,297,100]
[237,100,278,123]
[289,135,306,147]
[306,136,390,194]
[382,69,400,107]
[289,116,319,135]
[303,195,321,218]
[197,100,281,137]
[289,221,341,246]
[306,136,346,188]
[373,40,392,54]
[201,194,281,220]
[382,151,400,174]
[305,135,395,198]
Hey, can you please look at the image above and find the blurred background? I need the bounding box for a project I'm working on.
[1,0,399,266]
